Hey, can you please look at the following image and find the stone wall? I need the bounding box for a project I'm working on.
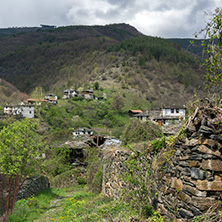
[102,106,222,221]
[102,147,131,199]
[16,176,50,200]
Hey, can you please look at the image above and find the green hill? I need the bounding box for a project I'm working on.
[0,23,206,107]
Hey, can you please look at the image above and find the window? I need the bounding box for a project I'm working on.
[30,111,32,114]
[176,109,179,113]
[171,109,174,113]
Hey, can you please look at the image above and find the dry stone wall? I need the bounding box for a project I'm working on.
[102,106,222,221]
[16,176,50,200]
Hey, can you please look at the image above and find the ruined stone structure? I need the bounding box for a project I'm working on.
[16,176,50,200]
[102,106,222,221]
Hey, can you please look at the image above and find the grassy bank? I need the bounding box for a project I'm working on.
[9,186,163,222]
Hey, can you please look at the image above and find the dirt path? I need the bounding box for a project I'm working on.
[33,194,71,222]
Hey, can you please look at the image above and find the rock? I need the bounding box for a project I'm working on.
[199,125,215,134]
[202,139,217,148]
[190,168,205,180]
[182,184,207,197]
[210,135,222,143]
[179,161,188,167]
[189,161,200,168]
[179,155,189,160]
[178,191,191,202]
[214,175,222,181]
[175,149,181,156]
[185,138,199,147]
[16,176,50,200]
[171,178,183,190]
[190,206,202,216]
[189,155,203,161]
[201,159,222,171]
[198,145,222,159]
[202,154,218,159]
[179,208,194,219]
[191,197,218,211]
[197,180,222,191]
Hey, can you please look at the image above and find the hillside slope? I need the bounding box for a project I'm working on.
[0,79,28,105]
[0,23,206,107]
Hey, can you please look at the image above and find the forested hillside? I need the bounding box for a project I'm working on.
[0,23,206,107]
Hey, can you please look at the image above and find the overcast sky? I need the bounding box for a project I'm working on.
[0,0,221,38]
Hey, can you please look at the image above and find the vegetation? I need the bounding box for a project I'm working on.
[85,147,103,193]
[0,24,207,107]
[199,7,222,86]
[121,118,163,144]
[0,119,45,176]
[0,119,46,218]
[9,185,164,222]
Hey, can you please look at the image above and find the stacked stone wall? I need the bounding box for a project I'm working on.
[102,106,222,221]
[16,176,50,200]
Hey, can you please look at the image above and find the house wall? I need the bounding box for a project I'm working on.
[163,108,185,118]
[21,106,34,118]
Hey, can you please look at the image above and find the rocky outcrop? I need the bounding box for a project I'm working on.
[102,106,222,221]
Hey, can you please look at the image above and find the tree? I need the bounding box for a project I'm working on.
[0,118,46,218]
[0,119,45,176]
[30,86,44,99]
[111,95,124,111]
[93,81,99,90]
[198,7,222,86]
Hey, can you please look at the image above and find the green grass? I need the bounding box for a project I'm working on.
[9,188,66,222]
[9,186,164,222]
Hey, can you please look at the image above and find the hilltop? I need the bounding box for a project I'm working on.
[0,23,207,108]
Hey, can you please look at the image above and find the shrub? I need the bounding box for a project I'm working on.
[121,119,163,144]
[85,147,103,193]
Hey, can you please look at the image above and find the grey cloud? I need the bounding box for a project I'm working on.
[0,0,220,37]
[106,0,135,8]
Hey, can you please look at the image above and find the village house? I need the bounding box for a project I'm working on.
[133,106,186,126]
[73,127,94,138]
[162,107,186,120]
[133,112,149,121]
[82,90,94,99]
[44,94,58,104]
[128,110,143,117]
[62,89,78,99]
[4,104,34,118]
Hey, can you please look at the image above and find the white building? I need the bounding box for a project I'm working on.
[4,105,34,118]
[73,127,94,138]
[62,89,78,99]
[162,107,186,120]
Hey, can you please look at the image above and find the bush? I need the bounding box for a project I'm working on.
[121,119,163,144]
[85,147,103,193]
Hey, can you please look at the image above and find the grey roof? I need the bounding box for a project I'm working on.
[134,112,150,117]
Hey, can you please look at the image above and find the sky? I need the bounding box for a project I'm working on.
[0,0,221,38]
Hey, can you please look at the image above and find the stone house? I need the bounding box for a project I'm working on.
[62,89,78,99]
[133,112,149,121]
[73,127,94,138]
[128,110,143,117]
[146,107,186,126]
[4,105,34,118]
[162,107,186,120]
[82,90,94,99]
[44,94,58,104]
